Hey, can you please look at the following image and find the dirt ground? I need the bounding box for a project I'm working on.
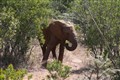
[23,40,94,80]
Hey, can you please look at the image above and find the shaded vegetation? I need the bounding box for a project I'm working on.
[0,0,52,67]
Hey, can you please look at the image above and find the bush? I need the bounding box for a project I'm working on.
[69,0,120,80]
[0,0,52,67]
[0,64,31,80]
[46,60,71,79]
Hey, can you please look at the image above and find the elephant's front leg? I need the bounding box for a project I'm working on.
[42,36,57,67]
[52,45,57,59]
[51,41,59,59]
[58,42,65,62]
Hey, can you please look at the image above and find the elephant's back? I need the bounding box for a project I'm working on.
[48,21,66,40]
[50,20,74,27]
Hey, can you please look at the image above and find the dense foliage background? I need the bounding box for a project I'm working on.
[0,0,52,67]
[69,1,120,80]
[0,0,120,80]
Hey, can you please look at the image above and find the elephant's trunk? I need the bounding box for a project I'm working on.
[65,37,77,51]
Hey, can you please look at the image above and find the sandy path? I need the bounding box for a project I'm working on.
[23,40,93,80]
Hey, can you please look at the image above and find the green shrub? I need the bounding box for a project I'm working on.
[46,60,71,79]
[0,0,52,67]
[0,64,31,80]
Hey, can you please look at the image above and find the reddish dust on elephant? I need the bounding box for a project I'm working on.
[40,20,78,67]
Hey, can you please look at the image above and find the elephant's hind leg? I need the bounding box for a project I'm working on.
[41,41,48,57]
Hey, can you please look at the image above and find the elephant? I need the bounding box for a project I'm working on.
[40,27,58,59]
[41,20,78,67]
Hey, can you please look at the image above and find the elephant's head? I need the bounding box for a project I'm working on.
[62,22,78,51]
[49,20,78,51]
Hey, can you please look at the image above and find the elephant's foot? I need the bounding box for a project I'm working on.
[41,60,47,68]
